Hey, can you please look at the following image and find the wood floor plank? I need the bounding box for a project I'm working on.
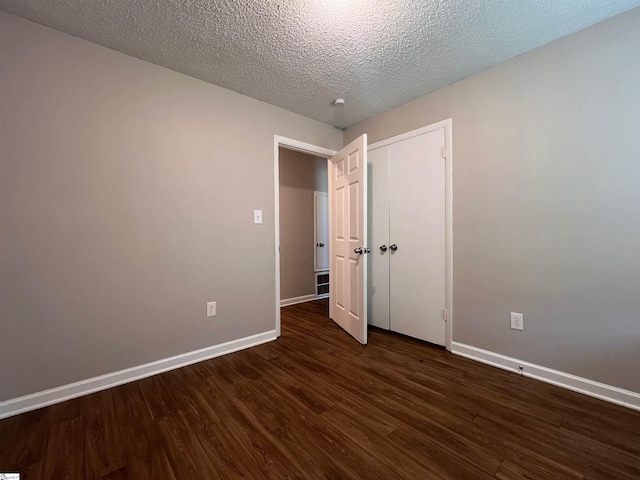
[41,416,85,480]
[409,366,563,426]
[474,411,640,480]
[387,423,495,479]
[275,332,481,424]
[0,413,16,457]
[268,354,402,435]
[236,353,337,415]
[208,359,292,433]
[204,374,312,479]
[18,461,43,480]
[276,413,409,480]
[155,410,220,479]
[495,458,577,480]
[561,414,640,456]
[81,390,127,479]
[250,342,282,360]
[408,369,565,427]
[111,382,177,480]
[160,368,221,428]
[180,409,268,480]
[319,405,452,480]
[49,398,83,423]
[0,409,50,473]
[481,408,640,475]
[137,374,182,421]
[271,422,351,480]
[496,455,585,480]
[98,466,130,480]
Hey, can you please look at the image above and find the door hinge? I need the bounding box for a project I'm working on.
[442,309,448,322]
[442,146,446,159]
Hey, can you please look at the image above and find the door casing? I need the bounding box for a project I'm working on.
[274,136,336,337]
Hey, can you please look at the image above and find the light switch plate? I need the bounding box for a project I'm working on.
[253,209,263,224]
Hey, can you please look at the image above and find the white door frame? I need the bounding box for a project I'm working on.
[274,136,337,337]
[368,119,454,351]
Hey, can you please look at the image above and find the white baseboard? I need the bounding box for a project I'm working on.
[280,294,317,307]
[451,342,640,412]
[0,330,277,420]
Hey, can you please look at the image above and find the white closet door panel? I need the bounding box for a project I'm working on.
[367,146,390,329]
[389,129,446,345]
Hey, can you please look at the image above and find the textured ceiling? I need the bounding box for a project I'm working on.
[1,1,639,128]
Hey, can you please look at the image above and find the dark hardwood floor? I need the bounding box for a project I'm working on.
[1,299,639,479]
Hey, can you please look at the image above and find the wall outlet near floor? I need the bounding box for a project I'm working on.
[510,312,524,331]
[207,301,217,318]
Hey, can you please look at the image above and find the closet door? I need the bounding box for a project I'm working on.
[367,146,390,330]
[389,129,446,345]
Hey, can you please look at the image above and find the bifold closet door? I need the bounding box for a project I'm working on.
[367,146,390,330]
[388,129,446,345]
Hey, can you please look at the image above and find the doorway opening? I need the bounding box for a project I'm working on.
[274,135,370,345]
[278,148,329,305]
[273,137,336,337]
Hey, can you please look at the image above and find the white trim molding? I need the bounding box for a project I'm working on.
[368,118,452,151]
[280,294,317,307]
[452,342,640,412]
[0,330,277,420]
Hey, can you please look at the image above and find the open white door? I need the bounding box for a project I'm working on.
[329,135,368,344]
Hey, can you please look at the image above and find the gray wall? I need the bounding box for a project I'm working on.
[278,149,328,300]
[346,7,640,393]
[0,11,342,401]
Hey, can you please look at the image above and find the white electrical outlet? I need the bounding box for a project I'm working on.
[510,312,523,331]
[207,301,217,318]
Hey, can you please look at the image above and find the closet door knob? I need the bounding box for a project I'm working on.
[354,247,363,255]
[379,245,388,252]
[317,243,325,247]
[389,244,398,252]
